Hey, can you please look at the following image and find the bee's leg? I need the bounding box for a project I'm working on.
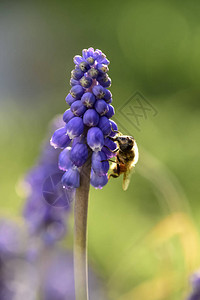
[103,145,119,153]
[108,173,119,179]
[108,164,120,180]
[107,136,116,141]
[110,124,121,135]
[101,159,117,163]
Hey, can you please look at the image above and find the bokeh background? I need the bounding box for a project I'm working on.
[1,0,200,299]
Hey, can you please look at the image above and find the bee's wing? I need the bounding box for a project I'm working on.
[122,171,131,191]
[122,165,133,191]
[122,157,138,191]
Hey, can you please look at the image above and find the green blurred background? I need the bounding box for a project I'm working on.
[1,0,200,299]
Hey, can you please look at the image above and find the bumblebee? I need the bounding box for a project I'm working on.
[108,133,139,191]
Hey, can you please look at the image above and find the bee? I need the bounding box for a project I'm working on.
[107,133,139,191]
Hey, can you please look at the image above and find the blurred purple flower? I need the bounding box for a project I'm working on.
[187,271,200,300]
[23,116,75,245]
[0,211,108,300]
[0,219,38,300]
[42,250,109,300]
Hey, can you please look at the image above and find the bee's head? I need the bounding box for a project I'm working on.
[116,136,134,151]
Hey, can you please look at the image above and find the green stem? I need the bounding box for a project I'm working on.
[74,157,91,300]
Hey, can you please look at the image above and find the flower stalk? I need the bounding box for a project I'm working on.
[74,155,91,300]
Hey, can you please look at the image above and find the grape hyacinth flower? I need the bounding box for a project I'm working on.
[50,48,117,191]
[50,48,118,300]
[0,219,38,300]
[187,271,200,300]
[24,116,74,245]
[42,250,109,300]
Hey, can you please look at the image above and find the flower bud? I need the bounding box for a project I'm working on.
[70,142,88,167]
[58,147,73,171]
[80,76,93,88]
[93,49,102,60]
[87,68,99,79]
[105,105,115,119]
[98,116,111,136]
[107,98,113,104]
[97,73,111,87]
[94,100,109,116]
[71,100,87,117]
[104,89,112,102]
[73,55,83,65]
[92,85,105,99]
[65,93,75,106]
[62,167,80,189]
[96,63,109,73]
[92,151,109,176]
[66,117,84,139]
[87,127,104,152]
[86,56,95,65]
[83,109,99,127]
[71,68,84,80]
[81,92,96,108]
[102,77,111,88]
[72,136,82,147]
[97,57,110,65]
[79,61,90,72]
[90,170,108,189]
[63,109,75,123]
[70,85,84,99]
[70,78,79,86]
[50,127,71,149]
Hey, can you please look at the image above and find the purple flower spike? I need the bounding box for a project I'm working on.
[71,100,87,117]
[66,117,84,139]
[62,167,80,189]
[92,85,106,99]
[90,170,108,189]
[87,127,104,152]
[83,109,99,127]
[70,85,85,99]
[95,100,109,116]
[81,92,96,108]
[63,109,75,123]
[105,105,115,119]
[70,142,88,167]
[50,127,71,149]
[51,47,118,189]
[92,151,109,176]
[65,93,76,106]
[59,147,73,171]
